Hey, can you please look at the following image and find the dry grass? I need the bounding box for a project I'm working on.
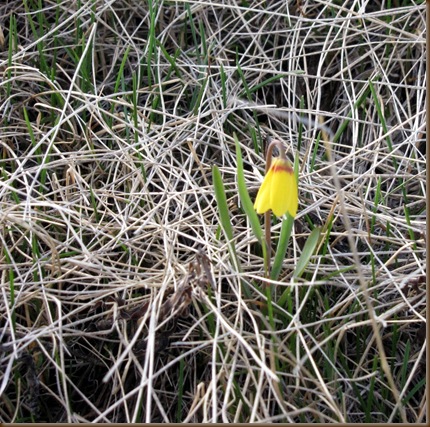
[0,0,426,423]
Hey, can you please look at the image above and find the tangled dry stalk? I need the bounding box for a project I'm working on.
[0,0,426,423]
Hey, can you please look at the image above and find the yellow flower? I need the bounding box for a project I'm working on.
[254,157,298,218]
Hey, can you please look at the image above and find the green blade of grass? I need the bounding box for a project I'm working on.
[113,45,131,97]
[310,132,321,172]
[399,340,411,390]
[6,13,17,101]
[3,247,16,331]
[155,41,182,78]
[191,75,208,116]
[146,0,157,89]
[246,73,284,96]
[297,96,305,151]
[277,226,321,308]
[220,64,227,109]
[233,133,268,274]
[236,61,252,101]
[332,83,372,143]
[402,377,426,406]
[365,355,379,422]
[212,164,252,299]
[185,3,201,65]
[23,106,50,189]
[293,226,321,279]
[175,356,185,422]
[368,80,396,167]
[235,59,262,153]
[212,164,239,272]
[270,213,294,281]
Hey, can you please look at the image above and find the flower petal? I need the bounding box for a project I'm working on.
[254,157,298,218]
[254,166,275,214]
[270,160,297,217]
[283,172,298,218]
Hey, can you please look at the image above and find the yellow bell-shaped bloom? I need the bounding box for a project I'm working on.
[254,157,298,218]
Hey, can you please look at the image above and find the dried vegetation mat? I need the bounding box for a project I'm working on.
[0,0,426,423]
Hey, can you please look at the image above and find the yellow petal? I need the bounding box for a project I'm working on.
[254,158,298,218]
[283,171,298,218]
[254,166,275,214]
[270,161,295,217]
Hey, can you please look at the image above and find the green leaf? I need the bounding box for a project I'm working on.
[270,213,294,281]
[212,165,239,269]
[233,132,268,293]
[293,226,321,279]
[213,163,252,298]
[277,226,321,308]
[233,133,264,247]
